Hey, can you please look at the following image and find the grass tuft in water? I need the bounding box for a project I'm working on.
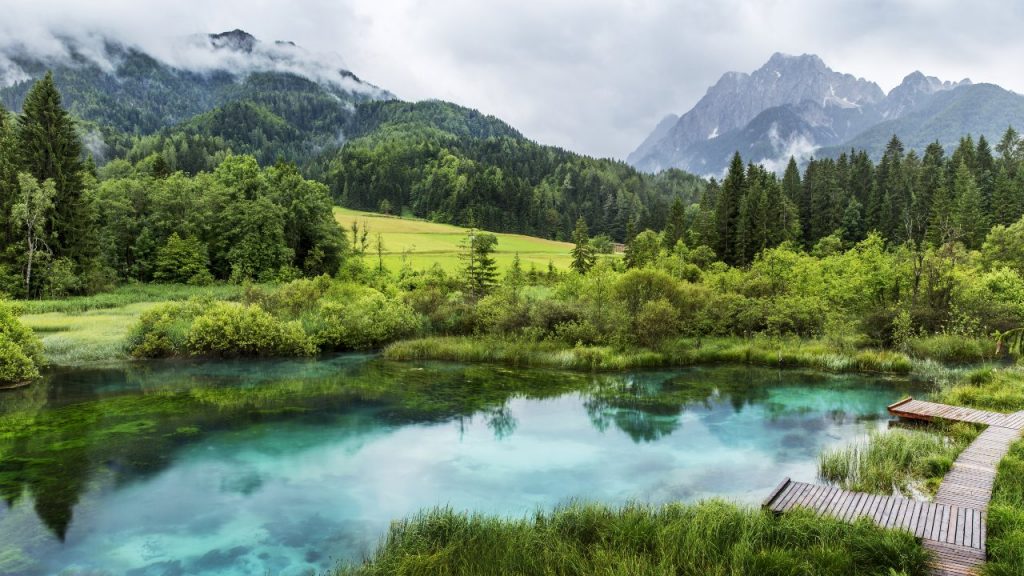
[819,425,978,496]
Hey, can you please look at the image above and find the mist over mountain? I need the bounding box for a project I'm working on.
[0,28,396,165]
[0,28,390,98]
[625,53,1017,176]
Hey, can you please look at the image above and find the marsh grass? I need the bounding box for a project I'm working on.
[986,439,1024,576]
[384,336,916,374]
[336,501,930,576]
[907,335,993,364]
[936,367,1024,413]
[19,303,161,365]
[818,425,978,496]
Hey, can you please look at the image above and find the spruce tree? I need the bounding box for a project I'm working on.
[991,165,1021,226]
[460,230,498,297]
[976,135,996,220]
[782,156,801,203]
[715,153,745,264]
[16,72,87,263]
[570,216,595,274]
[925,183,956,246]
[662,198,686,249]
[0,106,18,248]
[952,161,988,249]
[914,143,945,243]
[841,197,864,244]
[996,126,1021,168]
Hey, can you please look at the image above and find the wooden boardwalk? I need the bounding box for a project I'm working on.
[887,397,1024,429]
[763,398,1024,576]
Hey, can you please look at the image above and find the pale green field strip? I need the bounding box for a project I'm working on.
[334,207,580,272]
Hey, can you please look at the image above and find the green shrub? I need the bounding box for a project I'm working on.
[614,268,685,317]
[0,301,44,384]
[126,299,209,358]
[311,290,421,351]
[633,298,679,347]
[264,275,333,317]
[476,293,532,335]
[186,302,315,357]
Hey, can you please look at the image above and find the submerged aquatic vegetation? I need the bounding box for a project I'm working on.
[337,501,931,576]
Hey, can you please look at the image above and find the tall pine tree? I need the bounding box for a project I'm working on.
[16,72,88,264]
[715,153,745,264]
[952,160,987,249]
[570,216,596,274]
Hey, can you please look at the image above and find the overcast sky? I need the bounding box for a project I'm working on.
[3,0,1024,159]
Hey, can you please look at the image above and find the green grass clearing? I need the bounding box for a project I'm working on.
[335,207,582,272]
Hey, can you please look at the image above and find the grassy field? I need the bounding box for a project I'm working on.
[335,207,578,272]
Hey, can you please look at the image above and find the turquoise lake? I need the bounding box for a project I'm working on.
[0,356,927,575]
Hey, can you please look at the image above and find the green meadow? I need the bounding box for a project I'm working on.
[334,207,580,272]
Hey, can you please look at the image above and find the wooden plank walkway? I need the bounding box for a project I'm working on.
[763,398,1024,576]
[886,397,1024,429]
[763,479,985,550]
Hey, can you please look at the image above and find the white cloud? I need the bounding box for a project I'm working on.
[2,0,1024,159]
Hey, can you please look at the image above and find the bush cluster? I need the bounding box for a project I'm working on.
[127,277,421,358]
[0,301,45,384]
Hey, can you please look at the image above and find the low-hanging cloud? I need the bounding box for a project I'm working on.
[0,1,387,98]
[2,0,1024,160]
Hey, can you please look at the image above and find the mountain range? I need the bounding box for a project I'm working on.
[627,53,1024,175]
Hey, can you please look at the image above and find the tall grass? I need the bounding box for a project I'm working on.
[819,426,977,496]
[337,501,930,576]
[986,439,1024,576]
[936,367,1024,413]
[384,336,916,374]
[906,335,993,364]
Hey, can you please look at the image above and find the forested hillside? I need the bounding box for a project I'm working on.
[685,130,1024,267]
[0,33,706,243]
[0,74,344,298]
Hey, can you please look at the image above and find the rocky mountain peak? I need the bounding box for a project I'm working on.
[882,71,968,119]
[208,29,258,53]
[626,52,884,172]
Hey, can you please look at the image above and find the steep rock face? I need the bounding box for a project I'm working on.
[881,71,970,119]
[627,53,990,175]
[627,53,883,173]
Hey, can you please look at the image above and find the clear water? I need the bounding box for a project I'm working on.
[0,356,926,575]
